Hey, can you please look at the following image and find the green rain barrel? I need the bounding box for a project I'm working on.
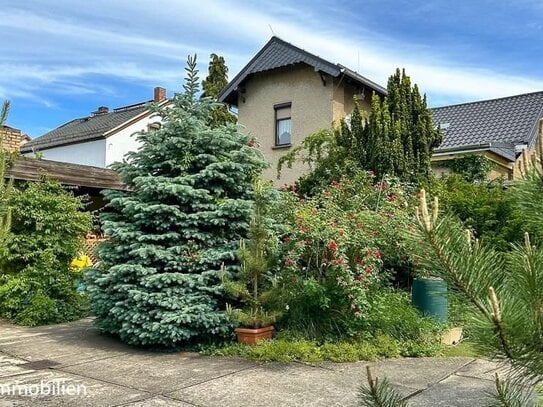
[412,278,448,323]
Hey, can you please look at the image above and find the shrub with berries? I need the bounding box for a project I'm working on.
[273,172,414,340]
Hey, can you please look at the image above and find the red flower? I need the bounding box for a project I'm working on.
[355,255,362,264]
[285,259,294,267]
[365,266,372,274]
[282,235,290,243]
[328,241,338,251]
[374,250,382,259]
[334,258,344,265]
[304,239,312,246]
[358,274,364,281]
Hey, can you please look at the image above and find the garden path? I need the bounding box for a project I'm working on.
[0,318,504,406]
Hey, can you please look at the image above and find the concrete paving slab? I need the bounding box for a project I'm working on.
[168,362,357,407]
[121,396,195,406]
[60,353,260,394]
[0,355,36,378]
[408,374,496,406]
[455,358,510,381]
[0,368,149,406]
[168,361,415,407]
[327,357,474,392]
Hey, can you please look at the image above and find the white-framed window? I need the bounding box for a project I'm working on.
[275,103,291,146]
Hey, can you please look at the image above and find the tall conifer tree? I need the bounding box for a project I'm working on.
[86,56,266,346]
[201,53,236,128]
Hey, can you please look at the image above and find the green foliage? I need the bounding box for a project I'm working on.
[272,173,415,340]
[201,53,236,128]
[513,169,543,240]
[431,175,525,251]
[0,180,91,326]
[86,56,267,346]
[361,291,443,346]
[0,100,9,126]
[268,174,439,342]
[486,375,540,407]
[359,366,408,407]
[411,189,543,382]
[278,68,440,194]
[202,334,439,363]
[223,179,282,328]
[443,155,494,182]
[278,127,362,195]
[0,101,14,253]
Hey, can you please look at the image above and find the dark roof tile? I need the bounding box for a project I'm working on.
[219,36,386,104]
[21,103,150,153]
[431,91,543,161]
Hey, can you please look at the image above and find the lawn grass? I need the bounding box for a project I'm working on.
[440,341,482,358]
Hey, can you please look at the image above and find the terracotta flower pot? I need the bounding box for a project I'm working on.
[234,325,274,345]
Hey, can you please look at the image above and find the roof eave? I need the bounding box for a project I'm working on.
[432,143,516,162]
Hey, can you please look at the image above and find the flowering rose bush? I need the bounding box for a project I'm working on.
[273,172,415,339]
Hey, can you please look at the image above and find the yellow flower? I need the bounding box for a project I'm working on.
[70,255,92,272]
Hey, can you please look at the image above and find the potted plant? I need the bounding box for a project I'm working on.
[223,180,281,345]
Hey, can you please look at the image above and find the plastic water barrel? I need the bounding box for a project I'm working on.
[412,278,448,323]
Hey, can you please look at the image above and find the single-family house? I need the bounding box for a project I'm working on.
[431,91,543,180]
[218,36,386,185]
[221,37,543,183]
[21,87,169,168]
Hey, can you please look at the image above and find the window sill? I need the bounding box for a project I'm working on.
[272,144,292,150]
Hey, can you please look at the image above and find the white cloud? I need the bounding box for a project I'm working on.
[1,0,543,108]
[175,0,543,104]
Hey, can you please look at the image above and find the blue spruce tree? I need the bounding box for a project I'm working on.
[86,55,267,346]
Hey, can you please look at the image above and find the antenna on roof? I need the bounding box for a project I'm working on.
[357,51,360,72]
[268,24,276,36]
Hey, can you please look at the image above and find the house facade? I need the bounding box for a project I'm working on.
[219,36,386,185]
[21,87,169,168]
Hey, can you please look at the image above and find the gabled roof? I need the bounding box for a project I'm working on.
[218,36,386,105]
[20,102,156,153]
[431,91,543,162]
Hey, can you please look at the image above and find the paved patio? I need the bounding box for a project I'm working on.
[0,318,505,406]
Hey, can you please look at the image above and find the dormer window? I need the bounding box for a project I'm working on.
[275,103,291,146]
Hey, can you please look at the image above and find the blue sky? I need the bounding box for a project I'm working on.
[3,0,543,138]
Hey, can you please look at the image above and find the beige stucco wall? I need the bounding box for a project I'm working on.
[237,65,337,186]
[237,65,375,185]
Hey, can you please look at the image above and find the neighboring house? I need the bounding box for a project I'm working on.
[431,91,543,180]
[218,36,386,185]
[0,125,30,152]
[20,87,169,168]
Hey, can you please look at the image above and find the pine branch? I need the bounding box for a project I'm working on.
[183,54,200,100]
[0,101,10,126]
[486,374,537,407]
[358,366,409,407]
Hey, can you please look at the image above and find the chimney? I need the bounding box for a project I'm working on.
[93,106,109,115]
[154,87,166,102]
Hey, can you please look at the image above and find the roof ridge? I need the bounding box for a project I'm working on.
[432,90,543,110]
[218,36,386,103]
